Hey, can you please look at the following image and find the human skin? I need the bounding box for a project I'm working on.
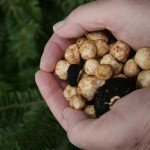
[35,0,150,149]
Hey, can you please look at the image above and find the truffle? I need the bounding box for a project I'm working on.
[67,64,83,86]
[94,78,136,117]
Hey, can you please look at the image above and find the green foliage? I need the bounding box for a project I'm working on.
[0,0,93,149]
[55,0,94,14]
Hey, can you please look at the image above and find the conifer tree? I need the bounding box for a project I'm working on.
[0,0,92,149]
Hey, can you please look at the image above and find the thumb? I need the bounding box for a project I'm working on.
[53,0,115,38]
[53,1,150,49]
[62,107,89,130]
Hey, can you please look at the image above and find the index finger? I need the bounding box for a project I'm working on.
[40,33,75,72]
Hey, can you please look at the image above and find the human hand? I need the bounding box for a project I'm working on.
[35,0,150,149]
[53,0,150,50]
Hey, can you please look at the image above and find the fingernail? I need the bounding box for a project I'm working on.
[53,20,65,31]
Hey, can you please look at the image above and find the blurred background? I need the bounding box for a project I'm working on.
[0,0,93,150]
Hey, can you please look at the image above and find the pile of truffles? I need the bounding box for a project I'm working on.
[55,30,150,118]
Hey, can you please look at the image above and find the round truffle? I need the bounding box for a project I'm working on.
[55,60,70,80]
[95,39,109,58]
[123,59,140,78]
[76,37,87,47]
[80,40,97,60]
[110,40,131,62]
[134,48,150,70]
[63,85,77,101]
[77,76,105,101]
[67,64,83,87]
[95,64,113,80]
[86,31,108,42]
[84,59,99,75]
[100,54,123,75]
[65,44,81,64]
[136,70,150,88]
[69,95,86,110]
[94,78,136,117]
[113,74,127,79]
[84,105,96,118]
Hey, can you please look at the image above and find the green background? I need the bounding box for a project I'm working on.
[0,0,93,150]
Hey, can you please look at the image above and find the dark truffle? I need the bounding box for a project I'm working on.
[94,78,136,117]
[67,64,83,87]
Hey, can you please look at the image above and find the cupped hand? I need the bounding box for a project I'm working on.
[53,0,150,50]
[36,68,150,150]
[35,0,150,149]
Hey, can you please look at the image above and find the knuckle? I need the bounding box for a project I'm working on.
[67,128,86,149]
[67,5,85,22]
[67,131,77,147]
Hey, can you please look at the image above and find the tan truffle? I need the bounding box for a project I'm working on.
[78,70,89,81]
[84,59,99,75]
[109,43,114,50]
[55,60,70,80]
[113,74,127,78]
[77,76,105,101]
[65,44,80,64]
[100,54,123,75]
[76,37,87,47]
[95,64,113,80]
[86,31,108,43]
[134,48,150,70]
[137,70,150,88]
[63,85,77,101]
[123,59,140,78]
[84,105,96,118]
[80,40,97,60]
[69,95,86,109]
[95,39,109,58]
[110,40,131,62]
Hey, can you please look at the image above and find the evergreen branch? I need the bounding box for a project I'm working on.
[0,88,43,127]
[17,103,78,150]
[0,101,43,111]
[54,0,94,14]
[0,128,21,150]
[9,0,19,23]
[4,0,42,71]
[0,0,93,149]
